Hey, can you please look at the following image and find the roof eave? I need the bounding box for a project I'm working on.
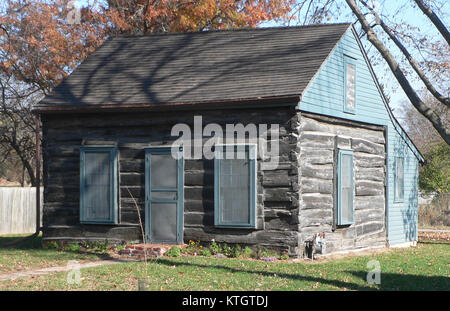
[33,94,301,114]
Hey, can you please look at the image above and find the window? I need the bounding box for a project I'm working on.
[344,56,356,113]
[80,147,118,224]
[214,144,257,228]
[337,149,354,225]
[394,157,404,202]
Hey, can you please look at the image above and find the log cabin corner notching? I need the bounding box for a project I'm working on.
[36,23,424,257]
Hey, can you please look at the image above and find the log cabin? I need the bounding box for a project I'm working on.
[35,23,424,257]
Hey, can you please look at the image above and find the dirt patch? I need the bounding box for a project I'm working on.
[0,259,131,282]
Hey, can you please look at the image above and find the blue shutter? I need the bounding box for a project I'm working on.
[214,144,257,228]
[344,56,357,114]
[80,147,118,224]
[337,149,354,225]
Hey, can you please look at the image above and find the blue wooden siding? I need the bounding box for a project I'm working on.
[299,26,420,245]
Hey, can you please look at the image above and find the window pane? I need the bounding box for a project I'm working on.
[396,158,404,200]
[84,152,111,220]
[219,150,250,224]
[341,187,352,222]
[151,191,177,200]
[151,154,177,188]
[346,63,355,110]
[151,202,177,242]
[340,153,353,224]
[341,154,352,187]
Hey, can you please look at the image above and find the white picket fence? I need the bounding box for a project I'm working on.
[0,187,43,235]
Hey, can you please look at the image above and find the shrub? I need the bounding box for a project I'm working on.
[43,241,59,250]
[182,240,202,255]
[199,249,212,257]
[418,142,450,228]
[65,243,80,252]
[230,244,242,258]
[419,142,449,196]
[242,246,253,258]
[261,250,271,258]
[80,240,109,252]
[166,246,182,257]
[253,247,281,260]
[419,195,450,228]
[115,244,125,251]
[253,246,263,259]
[81,241,94,249]
[221,243,232,257]
[94,241,109,252]
[210,241,221,255]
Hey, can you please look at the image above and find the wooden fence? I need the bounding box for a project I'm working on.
[0,187,43,235]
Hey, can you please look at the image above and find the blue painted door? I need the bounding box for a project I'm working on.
[145,147,184,244]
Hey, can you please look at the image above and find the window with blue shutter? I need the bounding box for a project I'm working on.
[394,156,404,202]
[337,149,354,225]
[80,147,118,224]
[214,144,257,228]
[344,56,356,114]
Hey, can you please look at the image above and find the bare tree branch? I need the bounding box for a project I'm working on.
[414,0,450,46]
[360,0,449,107]
[345,0,450,145]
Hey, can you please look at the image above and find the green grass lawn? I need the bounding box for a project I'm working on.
[0,234,107,274]
[0,236,448,291]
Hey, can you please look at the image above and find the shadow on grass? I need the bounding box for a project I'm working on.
[152,258,375,290]
[346,270,450,291]
[150,258,450,291]
[0,234,44,250]
[0,235,114,261]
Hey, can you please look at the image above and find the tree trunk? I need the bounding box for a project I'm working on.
[9,141,36,186]
[21,165,25,187]
[23,157,36,187]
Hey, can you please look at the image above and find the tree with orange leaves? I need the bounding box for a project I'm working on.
[0,0,107,93]
[105,0,294,34]
[0,0,295,185]
[0,0,107,185]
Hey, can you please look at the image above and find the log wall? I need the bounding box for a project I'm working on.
[41,107,300,254]
[41,107,387,255]
[296,112,387,255]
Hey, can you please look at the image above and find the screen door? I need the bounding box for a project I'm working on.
[145,147,184,244]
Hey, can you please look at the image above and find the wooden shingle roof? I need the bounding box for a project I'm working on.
[37,23,351,111]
